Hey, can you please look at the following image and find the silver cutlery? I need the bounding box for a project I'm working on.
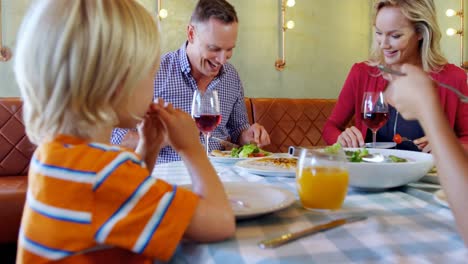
[361,153,388,163]
[378,65,468,103]
[211,137,240,148]
[258,215,367,248]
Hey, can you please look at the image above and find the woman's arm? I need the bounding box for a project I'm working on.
[322,63,363,146]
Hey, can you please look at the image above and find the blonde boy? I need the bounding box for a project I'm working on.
[14,0,235,263]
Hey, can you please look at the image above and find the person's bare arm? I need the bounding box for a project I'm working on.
[386,64,468,245]
[417,95,468,245]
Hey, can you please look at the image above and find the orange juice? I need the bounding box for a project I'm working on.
[296,166,349,210]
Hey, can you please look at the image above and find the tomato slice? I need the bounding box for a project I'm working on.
[393,134,402,144]
[252,153,265,157]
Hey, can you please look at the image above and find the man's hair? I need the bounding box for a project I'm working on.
[368,0,447,72]
[190,0,238,24]
[14,0,161,144]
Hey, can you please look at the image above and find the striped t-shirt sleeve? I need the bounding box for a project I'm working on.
[92,153,199,261]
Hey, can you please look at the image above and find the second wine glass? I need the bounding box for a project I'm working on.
[191,89,222,155]
[361,91,389,148]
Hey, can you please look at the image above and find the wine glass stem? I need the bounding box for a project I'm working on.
[205,133,211,156]
[372,130,377,148]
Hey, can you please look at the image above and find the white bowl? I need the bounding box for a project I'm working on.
[345,148,434,190]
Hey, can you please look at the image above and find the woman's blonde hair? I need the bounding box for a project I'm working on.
[368,0,447,72]
[14,0,160,144]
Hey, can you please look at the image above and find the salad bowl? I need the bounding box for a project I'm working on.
[344,148,434,190]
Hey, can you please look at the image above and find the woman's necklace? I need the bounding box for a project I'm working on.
[393,110,399,136]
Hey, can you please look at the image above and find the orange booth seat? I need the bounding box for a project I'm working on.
[0,97,343,245]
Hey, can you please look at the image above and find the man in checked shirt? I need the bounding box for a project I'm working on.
[111,0,271,163]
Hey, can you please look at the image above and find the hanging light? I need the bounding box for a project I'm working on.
[286,20,295,30]
[446,27,460,36]
[159,8,168,19]
[286,0,296,8]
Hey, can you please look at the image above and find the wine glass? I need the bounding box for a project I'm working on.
[296,148,349,211]
[191,89,222,156]
[361,91,389,148]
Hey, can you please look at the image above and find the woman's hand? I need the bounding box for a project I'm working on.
[336,126,365,147]
[414,136,432,153]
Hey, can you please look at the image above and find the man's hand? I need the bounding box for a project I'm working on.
[239,123,270,147]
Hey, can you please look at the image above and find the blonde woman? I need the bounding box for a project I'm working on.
[14,0,234,263]
[323,0,468,152]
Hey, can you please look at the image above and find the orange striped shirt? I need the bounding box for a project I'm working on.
[16,135,199,263]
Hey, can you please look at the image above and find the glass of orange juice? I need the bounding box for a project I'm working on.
[296,148,349,211]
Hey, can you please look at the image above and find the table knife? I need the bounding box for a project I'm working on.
[258,215,367,249]
[211,137,240,148]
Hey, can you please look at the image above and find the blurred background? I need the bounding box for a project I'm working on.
[1,0,467,98]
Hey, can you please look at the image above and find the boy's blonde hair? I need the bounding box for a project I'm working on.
[14,0,160,144]
[368,0,447,72]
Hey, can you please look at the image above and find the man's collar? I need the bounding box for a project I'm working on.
[178,42,192,75]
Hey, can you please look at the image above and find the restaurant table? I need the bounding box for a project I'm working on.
[152,161,467,264]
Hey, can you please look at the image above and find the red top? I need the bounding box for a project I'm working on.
[322,62,468,145]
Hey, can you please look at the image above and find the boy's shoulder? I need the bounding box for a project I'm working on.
[39,137,145,172]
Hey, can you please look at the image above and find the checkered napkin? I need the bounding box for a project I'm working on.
[153,162,468,263]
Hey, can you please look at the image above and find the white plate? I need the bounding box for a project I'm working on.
[420,167,439,184]
[180,182,296,219]
[364,142,397,149]
[209,151,267,164]
[434,190,449,208]
[234,157,297,177]
[421,172,439,184]
[345,148,434,189]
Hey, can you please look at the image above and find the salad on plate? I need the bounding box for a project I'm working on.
[324,143,408,163]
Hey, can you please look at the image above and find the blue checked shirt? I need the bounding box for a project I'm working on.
[111,43,250,163]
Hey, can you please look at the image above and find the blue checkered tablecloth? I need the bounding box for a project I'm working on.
[152,161,467,264]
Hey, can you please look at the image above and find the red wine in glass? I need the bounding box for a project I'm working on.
[362,112,389,130]
[361,91,389,148]
[191,89,221,155]
[194,114,222,134]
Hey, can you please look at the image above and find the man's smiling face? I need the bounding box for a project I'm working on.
[187,17,238,79]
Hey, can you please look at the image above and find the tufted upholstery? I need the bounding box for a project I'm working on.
[0,98,34,244]
[0,97,346,245]
[0,99,35,176]
[244,98,253,124]
[250,98,337,153]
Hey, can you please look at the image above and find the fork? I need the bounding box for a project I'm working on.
[378,65,468,103]
[400,136,412,143]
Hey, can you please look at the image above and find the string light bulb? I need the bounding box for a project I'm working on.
[286,20,295,30]
[159,8,168,19]
[286,0,296,7]
[446,9,457,17]
[446,27,459,36]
